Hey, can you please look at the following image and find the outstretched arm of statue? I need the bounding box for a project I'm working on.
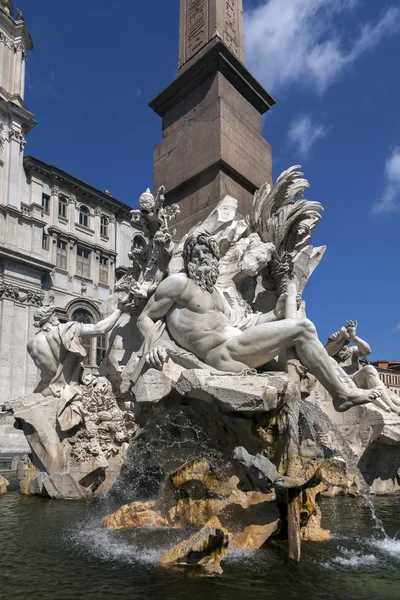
[137,274,188,340]
[342,321,371,358]
[79,298,128,338]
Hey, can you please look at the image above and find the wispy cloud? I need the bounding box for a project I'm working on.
[136,87,142,99]
[287,115,328,157]
[372,147,400,214]
[244,1,400,94]
[43,69,62,98]
[27,69,62,99]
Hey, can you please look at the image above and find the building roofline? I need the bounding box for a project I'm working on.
[23,156,133,217]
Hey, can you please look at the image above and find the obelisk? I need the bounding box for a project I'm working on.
[149,0,275,237]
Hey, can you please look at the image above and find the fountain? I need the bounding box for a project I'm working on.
[5,166,397,576]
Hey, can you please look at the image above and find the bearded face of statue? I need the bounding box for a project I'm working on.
[337,346,351,363]
[187,243,219,294]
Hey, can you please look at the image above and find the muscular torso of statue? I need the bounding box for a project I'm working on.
[138,270,382,411]
[166,275,241,360]
[28,328,64,382]
[27,325,82,393]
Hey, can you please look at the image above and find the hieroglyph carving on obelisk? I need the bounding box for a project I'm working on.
[179,0,244,68]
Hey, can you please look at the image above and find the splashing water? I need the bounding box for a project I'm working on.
[369,537,400,558]
[360,493,387,538]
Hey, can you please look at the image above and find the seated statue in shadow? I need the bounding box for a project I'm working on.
[27,299,128,431]
[325,320,400,415]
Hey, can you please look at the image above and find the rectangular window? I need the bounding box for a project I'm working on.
[42,232,49,250]
[96,335,107,366]
[56,240,67,270]
[58,196,67,219]
[99,256,108,284]
[77,247,91,278]
[100,216,109,237]
[42,193,50,213]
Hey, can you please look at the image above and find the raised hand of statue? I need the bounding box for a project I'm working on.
[273,292,302,320]
[117,291,133,313]
[273,292,288,320]
[145,346,169,370]
[342,320,358,341]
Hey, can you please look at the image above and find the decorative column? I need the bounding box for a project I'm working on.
[94,206,101,244]
[179,0,244,69]
[67,193,76,229]
[150,0,275,237]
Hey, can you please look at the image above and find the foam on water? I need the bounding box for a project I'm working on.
[370,537,400,558]
[66,520,183,566]
[321,545,378,569]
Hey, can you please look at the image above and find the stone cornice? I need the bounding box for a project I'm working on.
[0,245,54,273]
[0,202,45,226]
[0,96,36,133]
[23,156,132,219]
[46,227,117,259]
[149,38,275,117]
[0,6,33,51]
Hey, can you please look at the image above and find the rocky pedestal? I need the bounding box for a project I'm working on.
[314,385,400,494]
[0,473,9,495]
[8,378,136,500]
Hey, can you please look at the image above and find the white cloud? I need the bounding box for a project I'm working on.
[287,115,328,157]
[136,87,142,99]
[372,147,400,214]
[244,1,400,94]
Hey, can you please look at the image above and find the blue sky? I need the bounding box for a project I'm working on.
[17,0,400,359]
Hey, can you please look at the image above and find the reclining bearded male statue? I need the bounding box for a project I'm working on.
[137,231,381,413]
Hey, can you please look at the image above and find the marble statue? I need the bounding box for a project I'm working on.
[11,164,400,515]
[27,301,128,431]
[137,230,381,413]
[7,297,136,499]
[326,320,400,415]
[115,186,179,306]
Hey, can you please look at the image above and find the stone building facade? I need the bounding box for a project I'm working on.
[0,3,133,405]
[372,361,400,397]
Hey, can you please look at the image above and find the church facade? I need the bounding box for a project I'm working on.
[0,2,133,404]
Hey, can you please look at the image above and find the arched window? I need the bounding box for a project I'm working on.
[100,215,109,237]
[72,309,93,365]
[79,205,90,228]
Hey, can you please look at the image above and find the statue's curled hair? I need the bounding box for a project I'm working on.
[182,230,220,268]
[33,305,56,329]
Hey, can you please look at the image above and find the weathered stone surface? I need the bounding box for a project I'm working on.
[150,49,274,238]
[300,483,330,542]
[133,364,182,405]
[159,516,229,576]
[0,412,29,461]
[102,501,169,530]
[0,474,9,495]
[174,370,286,415]
[104,458,279,553]
[312,383,400,494]
[9,380,134,500]
[178,0,245,68]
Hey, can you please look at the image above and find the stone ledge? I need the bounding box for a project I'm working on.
[149,39,276,117]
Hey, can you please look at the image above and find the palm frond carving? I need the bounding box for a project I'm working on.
[247,166,323,257]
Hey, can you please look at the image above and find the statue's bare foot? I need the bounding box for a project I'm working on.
[334,387,382,412]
